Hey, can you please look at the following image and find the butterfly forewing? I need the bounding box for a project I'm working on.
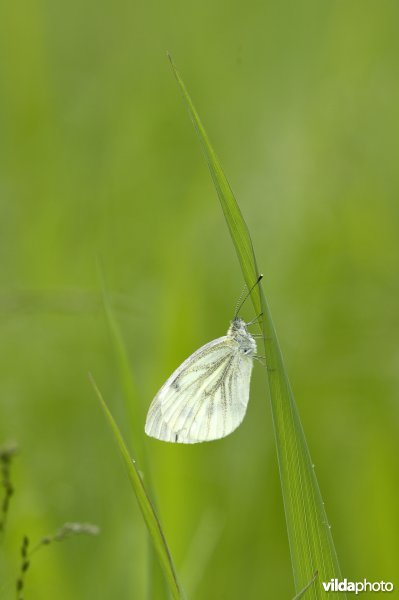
[145,336,254,443]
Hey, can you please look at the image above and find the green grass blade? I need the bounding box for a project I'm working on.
[98,269,145,466]
[167,54,259,294]
[89,374,186,600]
[292,571,319,600]
[97,266,168,599]
[169,56,345,599]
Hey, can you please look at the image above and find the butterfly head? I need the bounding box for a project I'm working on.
[228,317,257,357]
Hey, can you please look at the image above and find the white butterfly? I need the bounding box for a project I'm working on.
[145,277,262,444]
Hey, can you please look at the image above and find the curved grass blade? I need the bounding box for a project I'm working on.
[168,55,345,599]
[98,270,168,600]
[89,374,186,600]
[97,263,146,468]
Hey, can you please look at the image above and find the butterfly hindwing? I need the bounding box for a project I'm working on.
[145,337,253,443]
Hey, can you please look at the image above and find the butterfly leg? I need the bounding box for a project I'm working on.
[254,355,277,372]
[251,334,274,344]
[246,312,263,327]
[254,355,267,367]
[258,334,274,342]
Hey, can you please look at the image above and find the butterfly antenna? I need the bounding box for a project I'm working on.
[234,283,248,317]
[234,274,263,318]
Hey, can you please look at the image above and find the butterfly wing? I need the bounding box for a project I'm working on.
[145,337,253,443]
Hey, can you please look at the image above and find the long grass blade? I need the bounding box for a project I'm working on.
[97,265,146,466]
[169,55,345,599]
[97,265,168,599]
[89,374,186,600]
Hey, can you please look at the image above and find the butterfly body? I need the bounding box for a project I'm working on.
[145,317,256,443]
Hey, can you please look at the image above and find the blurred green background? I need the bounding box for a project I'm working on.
[1,1,398,598]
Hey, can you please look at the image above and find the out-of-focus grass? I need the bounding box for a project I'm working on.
[100,277,169,599]
[90,375,185,600]
[1,0,398,598]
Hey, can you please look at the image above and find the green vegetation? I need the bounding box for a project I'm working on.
[169,56,343,597]
[90,375,184,600]
[1,1,398,598]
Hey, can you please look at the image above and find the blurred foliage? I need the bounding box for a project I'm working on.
[0,1,398,599]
